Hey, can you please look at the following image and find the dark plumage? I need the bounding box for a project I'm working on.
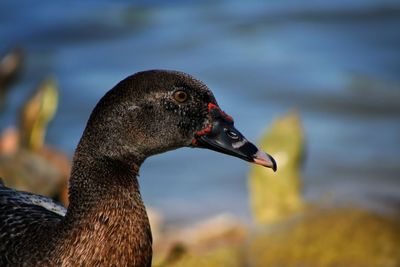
[0,70,276,266]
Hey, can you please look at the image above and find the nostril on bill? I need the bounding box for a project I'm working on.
[224,128,239,140]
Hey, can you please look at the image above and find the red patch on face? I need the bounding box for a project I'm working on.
[207,103,233,122]
[191,138,198,146]
[191,103,234,146]
[195,124,212,137]
[192,124,212,146]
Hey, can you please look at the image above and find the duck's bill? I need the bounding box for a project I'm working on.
[193,117,277,172]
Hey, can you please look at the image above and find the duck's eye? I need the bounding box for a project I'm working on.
[173,90,188,103]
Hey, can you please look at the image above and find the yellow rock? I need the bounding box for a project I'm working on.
[246,208,400,267]
[246,111,400,267]
[19,77,58,151]
[248,111,304,224]
[0,77,70,204]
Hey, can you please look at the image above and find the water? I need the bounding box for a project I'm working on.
[1,0,399,224]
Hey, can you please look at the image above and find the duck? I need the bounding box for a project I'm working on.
[0,70,277,266]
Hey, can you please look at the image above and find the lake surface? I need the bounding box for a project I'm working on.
[1,0,399,224]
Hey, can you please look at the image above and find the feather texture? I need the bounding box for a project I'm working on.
[0,180,64,265]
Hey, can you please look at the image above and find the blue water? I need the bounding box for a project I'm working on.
[1,0,399,224]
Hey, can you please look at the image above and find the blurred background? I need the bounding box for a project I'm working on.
[0,0,399,226]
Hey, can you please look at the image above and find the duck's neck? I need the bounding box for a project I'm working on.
[55,153,152,267]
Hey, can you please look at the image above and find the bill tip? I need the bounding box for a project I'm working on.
[253,150,277,171]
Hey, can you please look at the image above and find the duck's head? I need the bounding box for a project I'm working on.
[81,70,276,171]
